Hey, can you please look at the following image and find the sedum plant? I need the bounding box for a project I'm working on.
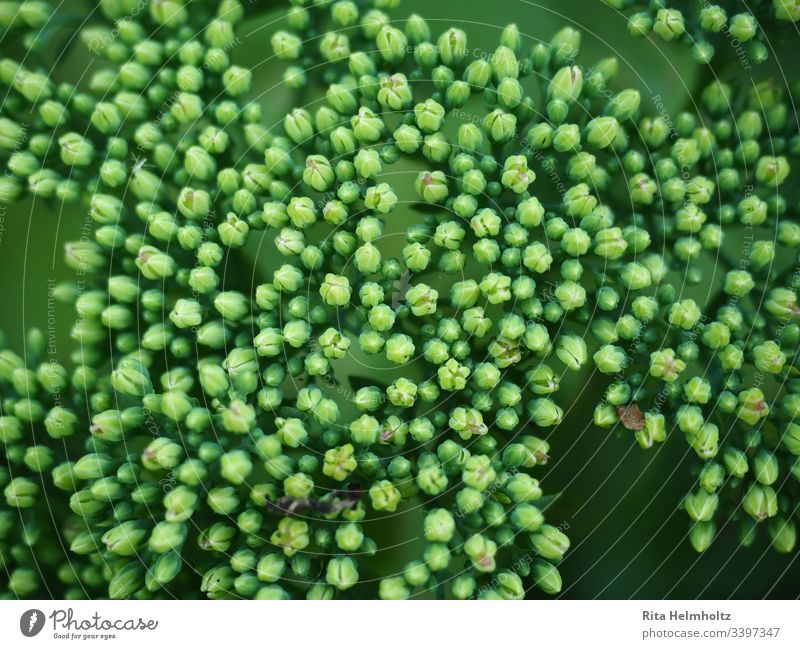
[0,0,798,599]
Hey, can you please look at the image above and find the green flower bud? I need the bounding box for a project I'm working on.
[320,274,351,307]
[451,574,476,599]
[364,183,398,214]
[404,12,430,42]
[553,280,586,311]
[723,447,749,478]
[59,132,93,167]
[4,477,38,507]
[109,561,145,600]
[501,155,535,193]
[24,445,53,472]
[302,155,335,192]
[376,25,407,62]
[326,556,359,591]
[728,13,757,41]
[690,521,716,553]
[256,553,286,583]
[549,66,583,103]
[585,116,619,149]
[593,344,627,374]
[269,517,310,556]
[556,334,587,370]
[684,489,718,522]
[221,65,251,96]
[775,0,800,21]
[331,522,363,552]
[351,106,384,142]
[742,484,778,522]
[754,451,779,486]
[438,27,467,65]
[394,123,423,153]
[369,479,402,511]
[111,363,153,397]
[653,8,685,41]
[70,529,102,555]
[149,522,187,554]
[221,399,256,434]
[550,25,580,64]
[424,509,455,542]
[324,444,357,481]
[700,462,725,493]
[782,423,800,455]
[530,524,570,559]
[700,5,728,31]
[464,533,497,573]
[684,377,712,406]
[220,450,253,485]
[768,517,797,554]
[146,551,182,591]
[737,388,769,426]
[532,560,562,594]
[552,123,580,152]
[528,398,564,427]
[753,341,786,374]
[484,108,517,143]
[403,560,430,588]
[414,98,445,133]
[649,349,686,383]
[464,58,492,88]
[283,108,313,144]
[492,45,519,81]
[379,576,410,600]
[197,522,236,553]
[271,31,301,61]
[102,521,147,556]
[0,117,25,152]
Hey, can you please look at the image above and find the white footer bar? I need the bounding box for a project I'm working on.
[1,600,797,648]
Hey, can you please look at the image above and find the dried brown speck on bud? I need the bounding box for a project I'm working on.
[617,403,645,431]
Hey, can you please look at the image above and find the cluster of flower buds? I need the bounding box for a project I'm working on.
[0,0,798,600]
[2,0,567,600]
[603,0,799,65]
[588,73,800,554]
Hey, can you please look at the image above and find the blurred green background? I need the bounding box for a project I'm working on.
[2,0,799,598]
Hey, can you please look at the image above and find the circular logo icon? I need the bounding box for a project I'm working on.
[20,609,45,637]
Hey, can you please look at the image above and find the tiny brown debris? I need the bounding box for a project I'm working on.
[267,484,363,517]
[617,403,645,431]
